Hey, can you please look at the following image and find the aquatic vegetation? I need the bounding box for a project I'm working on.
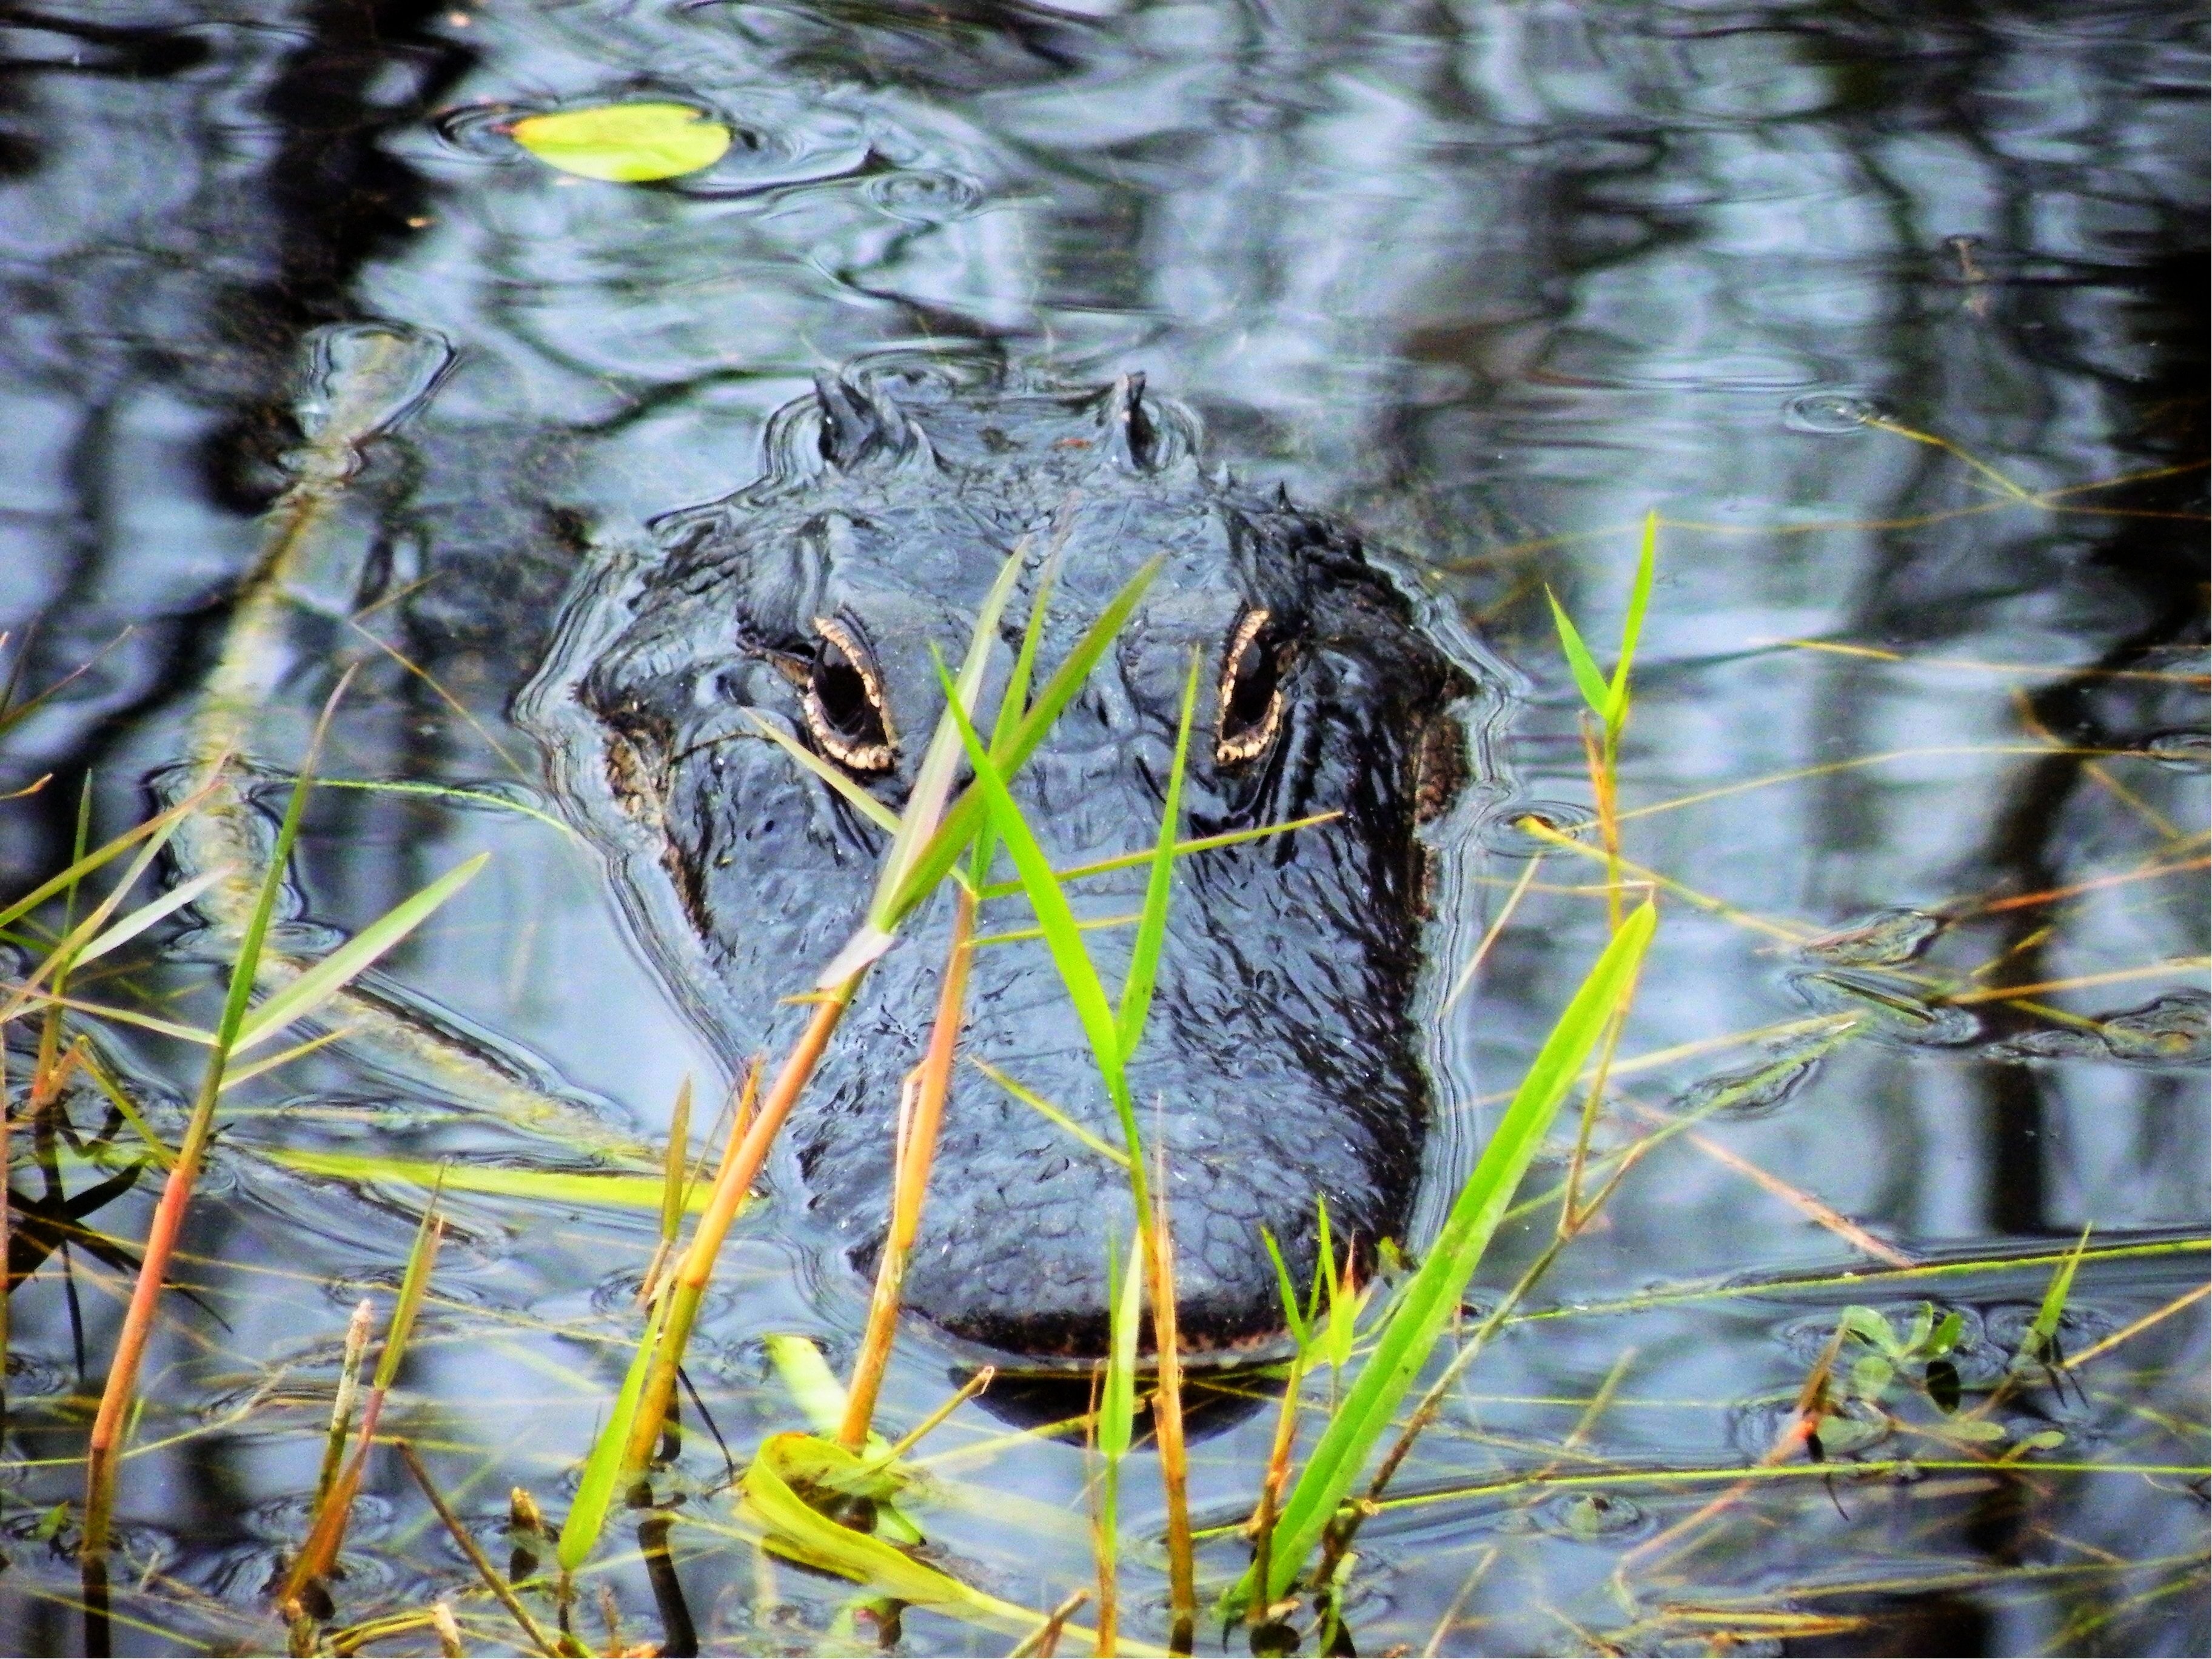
[509,104,733,184]
[2,5,2205,1654]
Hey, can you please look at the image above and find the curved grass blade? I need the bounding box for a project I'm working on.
[1115,651,1201,1061]
[1234,898,1658,1612]
[743,1433,1133,1649]
[882,555,1164,931]
[814,540,1029,986]
[557,1290,668,1575]
[231,853,487,1051]
[1544,586,1611,722]
[1606,508,1660,728]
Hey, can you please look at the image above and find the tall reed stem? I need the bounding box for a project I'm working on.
[623,977,857,1474]
[840,886,976,1449]
[1146,1182,1195,1654]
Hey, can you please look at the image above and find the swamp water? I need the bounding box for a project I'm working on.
[1,2,2206,1654]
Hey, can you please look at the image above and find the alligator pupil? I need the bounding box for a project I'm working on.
[1225,636,1276,731]
[814,646,878,739]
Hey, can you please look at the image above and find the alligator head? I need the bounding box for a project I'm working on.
[528,364,1494,1361]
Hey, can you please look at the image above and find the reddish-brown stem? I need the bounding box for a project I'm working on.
[1147,1179,1195,1655]
[840,886,976,1450]
[625,981,854,1474]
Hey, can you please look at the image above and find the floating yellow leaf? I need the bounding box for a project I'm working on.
[740,1433,1153,1650]
[511,102,731,183]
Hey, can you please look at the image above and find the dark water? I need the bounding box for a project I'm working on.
[2,2,2207,1654]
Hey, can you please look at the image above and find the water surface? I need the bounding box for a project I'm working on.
[2,2,2205,1654]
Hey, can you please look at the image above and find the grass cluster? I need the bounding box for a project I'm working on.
[3,348,2199,1658]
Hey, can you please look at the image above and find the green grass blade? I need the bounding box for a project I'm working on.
[1318,1197,1356,1374]
[558,1291,667,1574]
[881,555,1164,931]
[1241,898,1657,1608]
[76,1048,178,1171]
[1100,1231,1144,1462]
[932,655,1129,1132]
[971,537,1065,885]
[967,1057,1131,1170]
[1544,586,1610,722]
[975,813,1342,901]
[1115,652,1201,1062]
[371,1187,445,1393]
[743,1433,1105,1644]
[0,774,215,938]
[10,808,193,1007]
[231,853,488,1052]
[811,542,1029,986]
[260,1149,691,1210]
[742,711,901,834]
[863,542,1028,925]
[766,1333,871,1444]
[1260,1227,1310,1349]
[71,866,235,967]
[1605,509,1660,729]
[659,1077,692,1247]
[2027,1221,2093,1362]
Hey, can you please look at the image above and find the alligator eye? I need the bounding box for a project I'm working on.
[803,616,898,773]
[1216,607,1287,766]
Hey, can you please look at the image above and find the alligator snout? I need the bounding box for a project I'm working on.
[538,365,1486,1362]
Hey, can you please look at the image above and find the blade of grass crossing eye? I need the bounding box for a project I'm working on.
[1116,651,1201,1061]
[1238,898,1657,1610]
[931,654,1136,1157]
[1544,587,1611,722]
[883,555,1164,931]
[558,1290,668,1574]
[231,853,488,1051]
[971,538,1064,886]
[1604,509,1660,731]
[864,541,1027,927]
[813,541,1029,986]
[742,712,900,834]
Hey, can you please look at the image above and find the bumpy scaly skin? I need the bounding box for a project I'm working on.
[548,365,1475,1361]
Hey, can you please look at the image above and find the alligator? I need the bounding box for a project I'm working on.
[523,363,1499,1362]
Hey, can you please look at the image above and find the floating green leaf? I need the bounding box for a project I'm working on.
[511,102,731,184]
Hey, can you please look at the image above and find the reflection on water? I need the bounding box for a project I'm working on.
[2,2,2205,1654]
